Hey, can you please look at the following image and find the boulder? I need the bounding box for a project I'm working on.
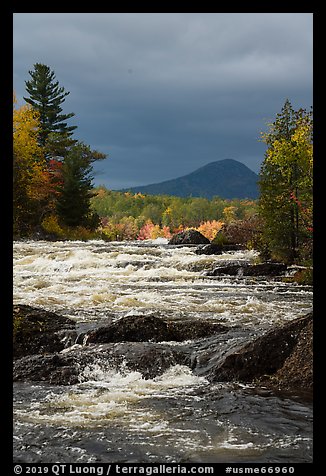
[13,304,76,359]
[259,316,313,391]
[168,229,210,245]
[80,314,228,344]
[207,262,288,277]
[195,243,245,255]
[82,315,170,344]
[13,352,82,385]
[166,320,228,342]
[13,304,312,392]
[13,342,190,384]
[12,312,229,385]
[203,312,313,390]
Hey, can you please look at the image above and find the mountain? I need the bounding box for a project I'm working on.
[121,159,259,199]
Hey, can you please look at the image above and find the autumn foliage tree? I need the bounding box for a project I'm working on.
[14,63,107,237]
[13,94,52,235]
[258,100,313,263]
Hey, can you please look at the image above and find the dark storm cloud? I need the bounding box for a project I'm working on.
[13,13,313,189]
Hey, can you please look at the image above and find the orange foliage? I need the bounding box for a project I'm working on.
[137,220,172,240]
[196,220,224,241]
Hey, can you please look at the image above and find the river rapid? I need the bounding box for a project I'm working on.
[13,239,313,463]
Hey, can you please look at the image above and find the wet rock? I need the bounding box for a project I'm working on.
[204,312,313,390]
[13,304,312,392]
[168,229,210,245]
[12,313,229,385]
[166,320,228,342]
[80,315,228,344]
[13,353,82,385]
[13,304,76,359]
[207,262,288,277]
[13,342,190,384]
[108,342,189,379]
[195,244,245,255]
[258,316,313,391]
[82,315,170,344]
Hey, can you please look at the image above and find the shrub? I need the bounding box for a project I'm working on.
[41,214,65,238]
[41,214,99,240]
[196,220,224,241]
[99,216,139,241]
[293,268,313,285]
[137,220,159,240]
[137,220,172,240]
[212,216,262,247]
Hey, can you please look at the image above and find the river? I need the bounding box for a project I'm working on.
[13,239,313,463]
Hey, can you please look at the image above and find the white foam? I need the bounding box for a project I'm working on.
[13,240,312,327]
[14,364,208,429]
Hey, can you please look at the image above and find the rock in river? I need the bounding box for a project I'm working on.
[207,262,288,277]
[195,243,245,255]
[13,304,76,359]
[13,342,190,384]
[13,305,312,393]
[202,312,313,391]
[80,314,228,344]
[168,229,210,245]
[13,311,228,385]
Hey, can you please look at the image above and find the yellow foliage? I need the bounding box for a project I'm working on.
[41,215,64,237]
[96,188,107,198]
[13,94,48,202]
[196,220,224,241]
[223,206,238,223]
[13,101,42,163]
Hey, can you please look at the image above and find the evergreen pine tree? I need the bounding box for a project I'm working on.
[24,63,77,152]
[56,142,106,228]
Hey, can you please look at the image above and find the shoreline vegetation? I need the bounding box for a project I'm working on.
[13,63,312,273]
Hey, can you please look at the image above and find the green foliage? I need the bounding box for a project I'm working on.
[41,213,100,240]
[100,216,140,241]
[14,63,107,239]
[212,216,262,248]
[24,63,77,149]
[56,142,105,229]
[41,214,65,238]
[258,100,313,264]
[13,95,52,236]
[211,232,229,246]
[293,268,313,285]
[91,189,258,232]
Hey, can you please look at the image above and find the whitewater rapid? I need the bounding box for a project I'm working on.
[13,239,313,463]
[13,239,312,328]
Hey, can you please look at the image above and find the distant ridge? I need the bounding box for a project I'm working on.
[121,159,259,199]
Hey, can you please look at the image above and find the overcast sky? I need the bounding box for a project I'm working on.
[13,13,313,190]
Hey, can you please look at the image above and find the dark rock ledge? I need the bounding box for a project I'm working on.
[206,262,288,277]
[13,305,313,394]
[195,243,245,255]
[13,304,77,359]
[202,312,313,392]
[78,314,228,345]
